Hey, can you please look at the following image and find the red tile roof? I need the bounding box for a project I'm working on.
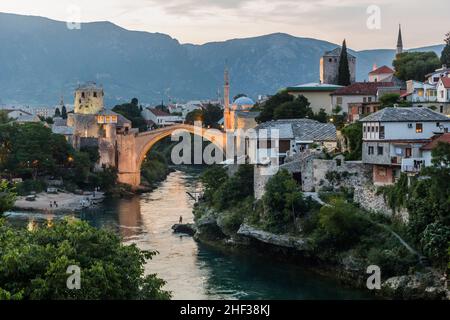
[331,82,396,96]
[369,65,394,75]
[440,77,450,89]
[421,133,450,150]
[148,108,170,117]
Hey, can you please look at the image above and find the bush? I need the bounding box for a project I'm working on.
[0,218,171,300]
[15,179,46,196]
[367,246,417,277]
[420,222,450,268]
[316,199,371,249]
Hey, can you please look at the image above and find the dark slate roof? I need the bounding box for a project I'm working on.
[323,47,356,59]
[235,111,260,118]
[360,107,450,122]
[255,119,336,141]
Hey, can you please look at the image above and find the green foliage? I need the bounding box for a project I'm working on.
[0,218,171,299]
[0,122,73,180]
[273,95,314,120]
[80,146,100,166]
[393,51,441,81]
[314,108,328,123]
[420,222,450,267]
[0,111,10,124]
[378,173,409,213]
[112,98,146,132]
[185,104,222,128]
[54,107,61,117]
[341,122,362,160]
[441,32,450,66]
[233,93,247,101]
[338,40,351,86]
[431,141,450,167]
[61,106,67,120]
[0,181,16,215]
[379,93,411,109]
[213,165,254,210]
[316,199,371,249]
[14,179,46,196]
[200,165,228,202]
[256,91,293,123]
[141,151,171,187]
[262,169,308,233]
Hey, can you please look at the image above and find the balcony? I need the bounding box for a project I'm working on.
[401,158,425,173]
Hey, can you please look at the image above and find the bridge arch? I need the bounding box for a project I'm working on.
[116,124,226,188]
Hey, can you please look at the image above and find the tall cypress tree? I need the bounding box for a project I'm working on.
[441,32,450,66]
[61,105,67,119]
[338,39,351,86]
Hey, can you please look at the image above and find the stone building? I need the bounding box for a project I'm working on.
[64,83,132,169]
[320,47,356,85]
[74,82,104,115]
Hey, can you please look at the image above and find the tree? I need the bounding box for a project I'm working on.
[200,165,228,202]
[113,99,146,132]
[262,169,307,232]
[440,32,450,66]
[317,199,370,249]
[0,111,10,124]
[379,93,411,109]
[255,91,293,123]
[185,109,204,125]
[61,105,67,119]
[341,122,362,160]
[0,180,16,215]
[0,218,171,299]
[338,40,351,86]
[431,141,450,167]
[54,107,61,118]
[393,52,441,81]
[273,95,314,120]
[312,108,328,123]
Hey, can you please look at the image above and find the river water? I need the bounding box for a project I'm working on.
[6,169,371,300]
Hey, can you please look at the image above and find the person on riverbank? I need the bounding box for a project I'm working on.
[179,216,183,224]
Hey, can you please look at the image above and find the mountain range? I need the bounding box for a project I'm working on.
[0,12,445,106]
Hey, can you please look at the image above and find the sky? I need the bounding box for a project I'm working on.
[0,0,448,50]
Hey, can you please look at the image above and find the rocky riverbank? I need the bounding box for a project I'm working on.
[184,206,449,300]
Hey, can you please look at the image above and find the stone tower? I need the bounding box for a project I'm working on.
[396,24,403,55]
[74,82,104,114]
[320,47,356,85]
[223,67,231,131]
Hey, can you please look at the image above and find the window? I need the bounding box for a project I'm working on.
[363,125,366,132]
[329,58,332,62]
[81,92,85,98]
[416,123,423,133]
[368,97,372,102]
[441,106,444,113]
[408,123,413,129]
[436,122,440,127]
[363,97,367,103]
[93,92,97,98]
[378,167,386,177]
[405,148,412,158]
[336,97,343,105]
[377,146,383,155]
[375,126,378,132]
[368,146,374,155]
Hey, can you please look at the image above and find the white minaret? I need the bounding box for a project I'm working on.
[396,24,403,55]
[223,67,231,130]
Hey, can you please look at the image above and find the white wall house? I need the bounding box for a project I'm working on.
[141,108,183,127]
[368,65,394,83]
[437,77,450,103]
[425,65,450,85]
[404,80,437,103]
[361,107,450,185]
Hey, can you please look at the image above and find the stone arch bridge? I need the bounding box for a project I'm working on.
[116,124,226,188]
